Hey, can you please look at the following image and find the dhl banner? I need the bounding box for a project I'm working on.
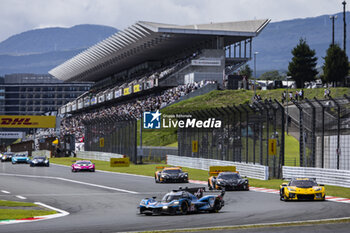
[110,157,130,167]
[0,115,56,128]
[133,84,141,93]
[123,87,131,95]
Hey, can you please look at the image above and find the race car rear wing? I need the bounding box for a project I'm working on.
[208,166,237,176]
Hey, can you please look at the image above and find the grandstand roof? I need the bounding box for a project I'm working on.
[49,19,270,82]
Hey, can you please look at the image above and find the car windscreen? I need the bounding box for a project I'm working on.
[290,180,317,187]
[33,157,46,160]
[218,173,241,179]
[76,161,91,165]
[162,193,182,202]
[15,154,26,157]
[163,169,182,174]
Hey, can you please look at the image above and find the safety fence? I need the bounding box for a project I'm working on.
[167,154,269,180]
[283,166,350,188]
[289,96,350,170]
[177,100,285,179]
[83,116,137,163]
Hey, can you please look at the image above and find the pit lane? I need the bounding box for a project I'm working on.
[1,162,350,233]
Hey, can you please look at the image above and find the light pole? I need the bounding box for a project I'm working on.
[254,52,259,97]
[343,1,347,54]
[330,15,338,46]
[285,76,292,135]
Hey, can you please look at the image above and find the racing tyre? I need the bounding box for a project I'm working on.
[155,176,159,183]
[72,169,76,173]
[91,168,95,172]
[208,181,213,190]
[210,199,221,213]
[180,202,188,215]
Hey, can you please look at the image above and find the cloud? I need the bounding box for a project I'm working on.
[0,0,345,42]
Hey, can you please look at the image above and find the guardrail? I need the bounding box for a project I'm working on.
[76,151,124,161]
[167,155,269,180]
[283,166,350,188]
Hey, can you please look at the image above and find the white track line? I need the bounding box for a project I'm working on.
[0,173,138,194]
[1,190,10,194]
[15,195,26,200]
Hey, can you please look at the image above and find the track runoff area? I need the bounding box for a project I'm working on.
[0,162,349,233]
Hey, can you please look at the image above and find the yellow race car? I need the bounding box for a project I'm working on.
[279,178,325,201]
[154,166,189,183]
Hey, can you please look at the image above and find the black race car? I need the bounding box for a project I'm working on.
[1,152,14,162]
[208,172,249,191]
[29,156,50,167]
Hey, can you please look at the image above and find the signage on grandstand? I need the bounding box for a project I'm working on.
[114,89,122,98]
[91,96,97,105]
[123,87,131,96]
[191,59,221,66]
[133,84,141,93]
[143,111,221,129]
[0,131,25,139]
[0,115,56,128]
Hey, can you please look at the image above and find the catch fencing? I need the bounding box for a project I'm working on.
[283,166,350,188]
[177,100,285,179]
[167,154,269,180]
[289,96,350,170]
[83,115,137,163]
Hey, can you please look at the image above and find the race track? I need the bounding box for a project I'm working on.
[0,162,350,233]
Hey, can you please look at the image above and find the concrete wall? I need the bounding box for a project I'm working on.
[76,151,124,161]
[283,166,350,188]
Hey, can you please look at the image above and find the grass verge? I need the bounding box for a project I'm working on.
[0,200,57,220]
[0,209,57,220]
[0,200,37,207]
[51,158,350,198]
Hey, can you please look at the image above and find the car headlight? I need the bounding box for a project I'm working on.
[313,187,322,191]
[33,161,38,163]
[161,174,165,178]
[140,201,146,206]
[162,206,168,209]
[287,187,296,192]
[44,160,49,163]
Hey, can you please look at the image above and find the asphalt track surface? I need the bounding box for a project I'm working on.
[0,162,350,233]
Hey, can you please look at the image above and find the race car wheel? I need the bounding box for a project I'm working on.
[180,202,188,215]
[139,207,145,214]
[208,181,213,190]
[210,199,221,213]
[72,169,76,172]
[155,176,159,183]
[90,168,95,172]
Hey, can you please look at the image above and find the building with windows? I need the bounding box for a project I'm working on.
[0,74,92,115]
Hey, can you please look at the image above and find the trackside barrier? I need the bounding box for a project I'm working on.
[32,150,51,158]
[76,151,124,161]
[283,166,350,188]
[167,155,269,180]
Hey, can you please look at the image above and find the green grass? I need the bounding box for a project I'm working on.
[285,133,300,166]
[0,209,57,220]
[0,200,37,207]
[51,158,350,198]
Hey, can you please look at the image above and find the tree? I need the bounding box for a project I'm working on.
[239,64,252,78]
[259,70,283,80]
[323,44,349,87]
[288,38,318,88]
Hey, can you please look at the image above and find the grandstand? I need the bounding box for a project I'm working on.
[49,19,270,156]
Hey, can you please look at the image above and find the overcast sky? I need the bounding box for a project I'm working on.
[0,0,346,42]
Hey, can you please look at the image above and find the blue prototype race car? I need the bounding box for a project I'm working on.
[139,187,225,215]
